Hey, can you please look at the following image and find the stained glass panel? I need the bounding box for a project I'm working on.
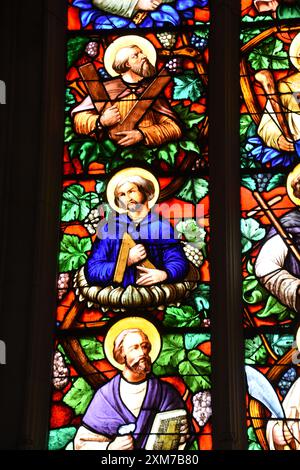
[49,0,211,451]
[241,0,300,451]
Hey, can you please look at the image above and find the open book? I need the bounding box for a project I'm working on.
[145,409,187,451]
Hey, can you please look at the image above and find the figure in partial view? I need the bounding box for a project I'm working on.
[74,318,191,450]
[254,0,300,19]
[85,167,189,288]
[92,0,174,19]
[255,32,300,154]
[71,35,182,148]
[255,164,300,312]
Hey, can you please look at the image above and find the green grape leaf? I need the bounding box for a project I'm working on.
[179,140,201,154]
[59,235,92,272]
[65,88,76,112]
[241,218,266,254]
[241,176,257,191]
[243,275,268,304]
[185,333,210,350]
[48,427,77,451]
[95,181,106,195]
[265,334,294,357]
[240,115,253,143]
[256,295,294,321]
[79,338,105,361]
[178,349,211,392]
[245,336,267,365]
[247,426,262,451]
[157,142,178,166]
[248,50,270,70]
[266,174,285,192]
[173,103,204,129]
[173,73,204,102]
[177,178,208,204]
[61,184,99,222]
[67,37,90,69]
[153,335,185,376]
[63,378,94,416]
[164,305,201,328]
[192,284,210,311]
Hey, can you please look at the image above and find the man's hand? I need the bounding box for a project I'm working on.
[136,0,162,11]
[115,130,144,147]
[100,105,121,127]
[136,266,168,285]
[272,421,296,447]
[127,244,147,266]
[179,418,190,445]
[107,435,134,450]
[277,135,295,152]
[254,0,279,14]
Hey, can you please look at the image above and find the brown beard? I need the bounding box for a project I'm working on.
[126,356,152,377]
[130,59,156,78]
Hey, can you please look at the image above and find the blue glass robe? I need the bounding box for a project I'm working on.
[82,374,187,449]
[85,212,189,287]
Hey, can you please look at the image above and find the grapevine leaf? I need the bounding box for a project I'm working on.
[153,335,185,376]
[248,50,269,70]
[164,305,201,328]
[63,378,94,416]
[256,295,292,320]
[67,37,90,69]
[48,427,77,451]
[241,218,266,254]
[173,72,204,102]
[65,88,76,112]
[192,284,210,311]
[185,333,210,350]
[96,181,106,195]
[79,337,105,361]
[173,103,204,129]
[265,334,295,356]
[247,426,262,451]
[243,275,268,304]
[157,142,178,166]
[245,336,267,365]
[241,176,257,191]
[179,140,201,154]
[240,115,253,143]
[266,174,285,191]
[177,178,208,204]
[178,349,211,392]
[59,235,92,272]
[61,185,99,222]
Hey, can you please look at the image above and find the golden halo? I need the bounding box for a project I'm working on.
[287,163,300,206]
[104,35,157,77]
[104,317,161,371]
[289,32,300,71]
[106,167,160,214]
[296,326,300,352]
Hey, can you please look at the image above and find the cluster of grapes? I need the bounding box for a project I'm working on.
[202,318,210,327]
[52,351,69,390]
[165,58,181,73]
[85,41,99,58]
[192,391,212,427]
[190,35,208,51]
[253,173,272,192]
[84,208,101,235]
[98,68,110,80]
[278,368,297,397]
[183,242,203,267]
[157,32,176,49]
[57,273,70,300]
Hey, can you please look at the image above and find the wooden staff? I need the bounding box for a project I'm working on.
[252,191,300,263]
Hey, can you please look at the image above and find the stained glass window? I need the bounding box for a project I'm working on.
[241,0,300,451]
[48,0,211,451]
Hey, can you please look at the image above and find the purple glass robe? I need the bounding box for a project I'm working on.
[82,374,187,449]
